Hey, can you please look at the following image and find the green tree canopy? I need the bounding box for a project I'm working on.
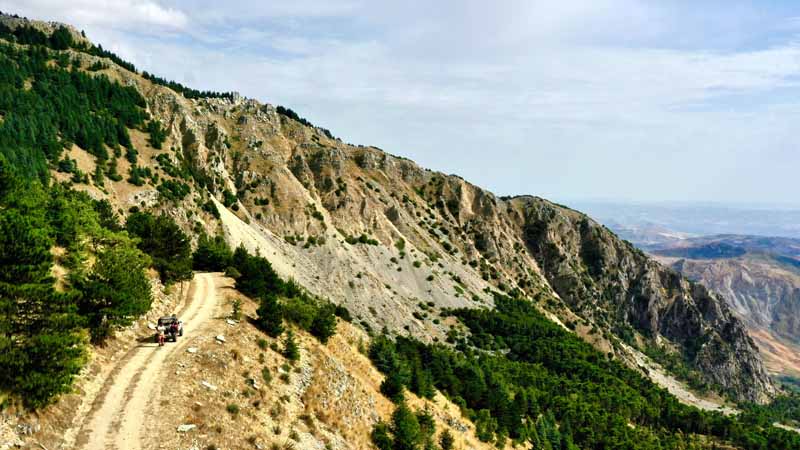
[126,211,191,283]
[75,238,152,343]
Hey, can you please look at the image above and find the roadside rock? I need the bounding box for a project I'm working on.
[176,424,196,433]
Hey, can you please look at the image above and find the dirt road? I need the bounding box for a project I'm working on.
[75,272,221,450]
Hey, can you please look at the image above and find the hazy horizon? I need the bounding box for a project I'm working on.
[569,199,800,239]
[6,1,800,206]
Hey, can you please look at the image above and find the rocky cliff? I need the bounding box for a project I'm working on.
[669,256,800,342]
[516,202,776,402]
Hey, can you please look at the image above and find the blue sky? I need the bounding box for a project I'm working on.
[6,0,800,206]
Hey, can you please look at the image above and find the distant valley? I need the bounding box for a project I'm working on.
[573,200,800,240]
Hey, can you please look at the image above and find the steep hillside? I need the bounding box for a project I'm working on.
[649,235,800,382]
[0,11,776,406]
[517,202,776,402]
[666,255,800,341]
[140,90,774,403]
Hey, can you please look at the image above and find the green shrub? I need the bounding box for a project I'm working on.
[439,429,454,450]
[310,304,337,343]
[231,298,242,321]
[334,305,352,322]
[282,330,299,361]
[193,233,233,271]
[256,293,284,337]
[222,189,237,207]
[145,119,167,149]
[202,199,220,218]
[157,179,190,201]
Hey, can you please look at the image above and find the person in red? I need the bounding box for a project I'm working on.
[157,327,165,346]
[170,321,179,340]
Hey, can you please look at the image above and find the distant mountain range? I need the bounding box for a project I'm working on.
[571,200,800,239]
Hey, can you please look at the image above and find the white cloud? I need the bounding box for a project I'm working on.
[2,0,189,31]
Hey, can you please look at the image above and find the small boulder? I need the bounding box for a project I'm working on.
[215,335,226,343]
[187,347,198,354]
[201,381,217,391]
[177,424,196,433]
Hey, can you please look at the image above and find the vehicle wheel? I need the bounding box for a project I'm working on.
[179,329,183,337]
[154,334,159,343]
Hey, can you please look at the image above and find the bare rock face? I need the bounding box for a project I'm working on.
[516,197,776,403]
[671,257,800,344]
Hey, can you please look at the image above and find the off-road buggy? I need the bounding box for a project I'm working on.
[155,315,183,343]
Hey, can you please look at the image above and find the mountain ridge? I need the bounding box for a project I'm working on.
[0,9,779,409]
[73,28,776,404]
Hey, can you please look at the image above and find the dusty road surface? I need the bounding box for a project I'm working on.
[75,272,222,450]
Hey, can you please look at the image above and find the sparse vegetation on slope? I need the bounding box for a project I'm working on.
[191,238,344,344]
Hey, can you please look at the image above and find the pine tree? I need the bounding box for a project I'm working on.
[509,389,529,440]
[232,244,249,268]
[410,361,435,399]
[381,367,408,403]
[77,239,152,343]
[145,119,167,149]
[49,26,74,50]
[0,189,84,408]
[310,304,337,343]
[535,413,560,450]
[92,162,105,187]
[192,232,233,271]
[438,430,454,450]
[371,421,393,450]
[92,199,122,231]
[125,212,191,283]
[256,293,284,337]
[391,401,422,450]
[282,329,299,361]
[416,408,436,450]
[475,409,497,443]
